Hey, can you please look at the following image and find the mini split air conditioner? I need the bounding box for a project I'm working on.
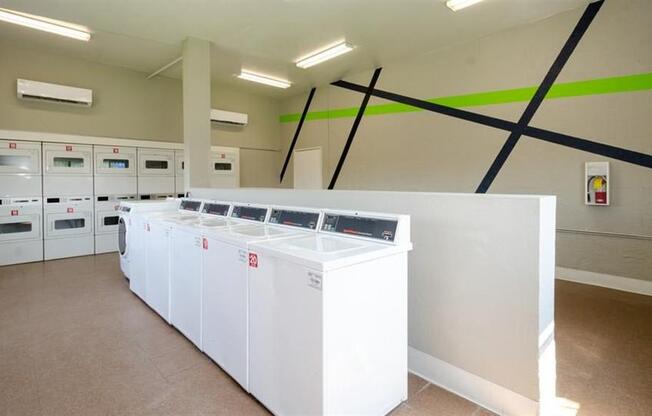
[17,79,93,107]
[210,109,248,126]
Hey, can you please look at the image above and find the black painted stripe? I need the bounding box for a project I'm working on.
[280,87,316,183]
[524,127,652,169]
[332,79,652,171]
[328,68,382,190]
[476,0,605,193]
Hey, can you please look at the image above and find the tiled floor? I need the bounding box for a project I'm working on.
[0,255,650,415]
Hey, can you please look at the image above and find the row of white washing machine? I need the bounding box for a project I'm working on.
[119,198,413,416]
[0,139,238,265]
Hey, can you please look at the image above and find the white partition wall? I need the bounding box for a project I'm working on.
[189,187,556,416]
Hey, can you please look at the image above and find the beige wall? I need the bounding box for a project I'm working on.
[0,39,281,186]
[279,0,652,282]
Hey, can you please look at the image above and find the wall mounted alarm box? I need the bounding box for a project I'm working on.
[585,161,609,206]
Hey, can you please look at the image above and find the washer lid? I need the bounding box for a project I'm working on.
[249,234,412,272]
[204,223,305,248]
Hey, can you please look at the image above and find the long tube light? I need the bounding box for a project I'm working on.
[446,0,485,12]
[295,41,354,69]
[0,8,91,41]
[237,70,291,89]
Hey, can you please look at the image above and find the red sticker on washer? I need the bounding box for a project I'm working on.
[248,253,258,268]
[9,142,16,149]
[11,209,18,216]
[66,145,73,151]
[202,238,208,250]
[67,207,74,213]
[113,148,119,154]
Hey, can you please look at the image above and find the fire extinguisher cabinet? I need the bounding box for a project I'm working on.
[585,161,609,206]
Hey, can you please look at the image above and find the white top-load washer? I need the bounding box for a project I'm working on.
[95,195,136,254]
[248,210,412,416]
[137,148,175,199]
[201,205,322,391]
[93,145,137,196]
[131,198,205,304]
[167,202,269,349]
[0,139,42,197]
[0,197,43,265]
[43,196,95,260]
[143,200,232,324]
[117,199,179,280]
[42,143,93,197]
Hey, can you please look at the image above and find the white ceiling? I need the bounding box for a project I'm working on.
[0,0,589,97]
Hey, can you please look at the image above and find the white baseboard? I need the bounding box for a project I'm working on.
[408,347,538,416]
[556,267,652,296]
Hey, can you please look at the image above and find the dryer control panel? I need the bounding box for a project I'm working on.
[321,214,398,242]
[268,209,320,230]
[202,203,230,217]
[231,205,268,222]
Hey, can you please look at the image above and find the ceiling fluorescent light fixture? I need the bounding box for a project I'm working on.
[237,70,291,89]
[295,41,354,69]
[0,8,90,41]
[446,0,485,12]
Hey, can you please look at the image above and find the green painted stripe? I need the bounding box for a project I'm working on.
[279,72,652,123]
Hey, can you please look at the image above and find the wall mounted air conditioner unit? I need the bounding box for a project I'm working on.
[17,79,93,107]
[210,109,248,126]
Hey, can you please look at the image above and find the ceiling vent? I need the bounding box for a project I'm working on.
[210,109,248,126]
[17,79,93,107]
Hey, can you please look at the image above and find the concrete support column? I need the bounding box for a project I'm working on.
[182,37,211,190]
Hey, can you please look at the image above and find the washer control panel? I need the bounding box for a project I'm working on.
[202,203,230,217]
[321,214,398,242]
[268,209,319,230]
[179,199,202,212]
[230,205,268,222]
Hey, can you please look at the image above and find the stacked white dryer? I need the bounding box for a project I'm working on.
[174,147,240,197]
[42,143,94,260]
[137,148,175,200]
[93,145,137,253]
[0,139,43,265]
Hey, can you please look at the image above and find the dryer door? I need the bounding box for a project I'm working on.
[138,149,174,176]
[45,211,93,238]
[94,146,136,176]
[0,213,41,242]
[97,210,121,234]
[0,141,41,175]
[43,144,92,175]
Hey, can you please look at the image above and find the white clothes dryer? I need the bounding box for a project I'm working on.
[0,139,42,197]
[117,199,178,280]
[95,195,136,254]
[93,145,137,196]
[43,196,94,260]
[42,143,93,197]
[0,196,43,265]
[137,148,175,198]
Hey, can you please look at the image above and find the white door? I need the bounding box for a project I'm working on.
[293,147,322,189]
